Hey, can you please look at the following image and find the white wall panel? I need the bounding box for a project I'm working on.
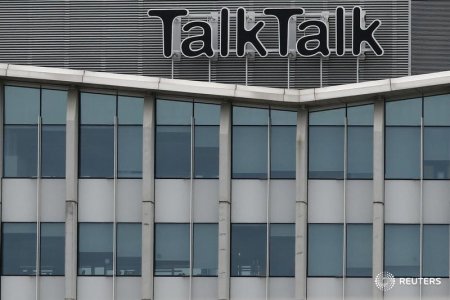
[307,278,343,300]
[77,277,113,300]
[270,180,295,223]
[422,278,449,300]
[346,180,373,223]
[232,180,267,223]
[1,276,35,300]
[116,277,141,300]
[78,179,114,222]
[423,181,450,223]
[193,277,217,300]
[269,278,295,300]
[193,180,219,223]
[41,179,65,222]
[117,179,142,222]
[385,181,420,223]
[2,179,36,221]
[344,278,371,300]
[40,276,65,300]
[230,277,265,300]
[155,179,190,222]
[154,277,189,300]
[383,280,420,300]
[308,180,344,223]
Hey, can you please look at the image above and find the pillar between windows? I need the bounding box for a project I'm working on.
[0,83,4,297]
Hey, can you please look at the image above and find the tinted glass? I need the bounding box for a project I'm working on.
[41,89,67,125]
[4,125,38,177]
[346,224,372,277]
[423,225,449,277]
[40,223,65,276]
[117,223,142,276]
[78,223,113,276]
[309,108,345,126]
[194,103,220,125]
[386,98,422,126]
[233,106,268,125]
[424,127,450,179]
[270,224,295,277]
[385,224,420,277]
[79,126,114,178]
[195,126,219,178]
[2,223,36,275]
[231,224,266,276]
[42,125,66,177]
[271,126,296,179]
[155,224,190,276]
[193,224,218,276]
[118,126,142,178]
[347,127,373,179]
[118,96,143,125]
[80,93,116,125]
[4,86,40,124]
[157,100,192,125]
[347,105,374,126]
[424,94,450,126]
[308,224,343,277]
[271,110,297,126]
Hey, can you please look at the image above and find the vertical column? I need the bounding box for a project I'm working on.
[295,108,308,300]
[0,83,4,298]
[142,93,155,300]
[372,100,385,300]
[218,102,231,300]
[65,87,79,300]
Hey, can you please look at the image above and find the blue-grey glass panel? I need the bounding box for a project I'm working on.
[78,223,113,276]
[348,127,373,179]
[157,99,192,125]
[232,126,268,179]
[423,225,449,277]
[4,125,38,177]
[233,106,268,125]
[385,127,421,179]
[346,224,372,277]
[194,103,220,125]
[270,224,295,277]
[118,126,142,178]
[347,104,374,126]
[42,125,66,178]
[271,126,296,179]
[271,110,297,126]
[1,223,36,275]
[193,224,218,276]
[308,126,344,179]
[79,126,114,178]
[4,86,40,125]
[424,127,450,179]
[424,94,450,126]
[80,93,116,125]
[231,224,266,277]
[118,96,143,125]
[40,223,65,276]
[309,108,345,126]
[308,224,343,277]
[155,126,191,178]
[195,126,219,178]
[385,224,420,277]
[41,89,67,125]
[155,224,190,276]
[117,223,142,276]
[386,98,422,126]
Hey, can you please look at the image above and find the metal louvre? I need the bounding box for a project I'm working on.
[0,0,409,89]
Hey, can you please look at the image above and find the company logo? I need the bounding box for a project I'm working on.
[374,272,442,292]
[375,272,396,291]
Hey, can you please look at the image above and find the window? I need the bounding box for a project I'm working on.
[231,224,266,276]
[78,223,113,276]
[193,223,218,276]
[271,110,297,178]
[346,224,372,277]
[423,225,449,277]
[40,223,65,276]
[117,223,142,276]
[4,86,66,178]
[308,224,343,277]
[270,224,295,277]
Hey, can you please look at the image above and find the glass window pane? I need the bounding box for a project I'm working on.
[118,126,142,178]
[118,96,143,125]
[233,106,268,125]
[385,127,421,179]
[42,89,67,125]
[195,126,219,178]
[194,103,220,125]
[79,126,114,178]
[4,86,40,124]
[423,225,449,277]
[308,224,343,277]
[347,127,373,179]
[155,126,191,178]
[1,223,36,275]
[424,127,450,179]
[347,104,373,126]
[117,223,142,276]
[157,100,192,125]
[40,223,65,276]
[155,224,190,276]
[42,125,66,178]
[346,224,372,277]
[231,224,266,277]
[384,224,420,277]
[80,93,116,125]
[78,223,113,276]
[271,126,296,179]
[309,108,345,126]
[424,94,450,126]
[4,125,38,177]
[308,126,344,179]
[193,224,218,276]
[270,224,295,277]
[271,110,297,126]
[386,98,422,126]
[232,126,268,179]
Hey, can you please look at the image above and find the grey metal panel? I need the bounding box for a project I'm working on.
[0,0,408,89]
